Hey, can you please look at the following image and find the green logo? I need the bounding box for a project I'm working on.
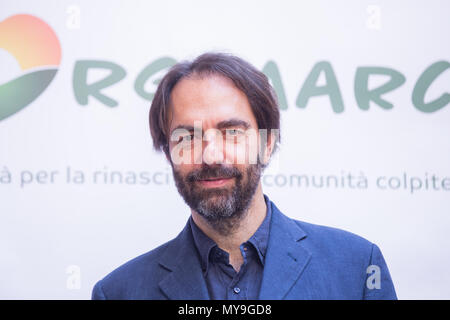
[0,14,61,121]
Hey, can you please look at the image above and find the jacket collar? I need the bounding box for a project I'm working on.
[258,199,311,299]
[157,194,311,300]
[158,219,210,299]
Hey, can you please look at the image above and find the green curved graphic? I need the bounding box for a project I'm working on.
[0,14,61,121]
[0,68,57,120]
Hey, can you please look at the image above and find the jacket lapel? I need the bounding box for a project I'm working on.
[158,221,210,300]
[258,201,311,300]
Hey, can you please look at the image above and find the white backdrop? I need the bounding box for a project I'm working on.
[0,0,449,299]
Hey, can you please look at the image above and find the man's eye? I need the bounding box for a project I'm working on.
[178,134,194,143]
[226,129,243,136]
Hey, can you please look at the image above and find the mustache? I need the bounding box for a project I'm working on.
[187,165,242,182]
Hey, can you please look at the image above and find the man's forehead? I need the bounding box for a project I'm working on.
[167,74,258,133]
[170,79,247,111]
[174,73,235,91]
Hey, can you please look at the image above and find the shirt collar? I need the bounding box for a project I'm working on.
[189,193,273,273]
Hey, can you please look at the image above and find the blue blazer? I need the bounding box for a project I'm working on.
[92,198,397,300]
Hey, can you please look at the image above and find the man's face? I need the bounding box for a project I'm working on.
[167,74,270,233]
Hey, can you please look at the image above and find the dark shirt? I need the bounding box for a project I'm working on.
[189,194,272,300]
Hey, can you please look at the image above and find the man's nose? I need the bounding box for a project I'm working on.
[202,130,225,165]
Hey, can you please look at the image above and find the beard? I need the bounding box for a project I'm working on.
[171,160,266,235]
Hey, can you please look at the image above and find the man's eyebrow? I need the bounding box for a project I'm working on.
[170,118,251,135]
[170,124,195,135]
[216,118,251,130]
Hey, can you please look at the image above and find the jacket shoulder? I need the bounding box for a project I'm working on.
[292,218,396,299]
[92,238,175,299]
[289,218,377,276]
[294,219,374,253]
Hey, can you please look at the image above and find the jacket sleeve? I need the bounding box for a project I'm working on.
[92,280,107,300]
[363,243,397,300]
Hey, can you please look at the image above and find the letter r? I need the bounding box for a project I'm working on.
[73,60,127,107]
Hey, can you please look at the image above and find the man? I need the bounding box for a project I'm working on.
[92,52,397,300]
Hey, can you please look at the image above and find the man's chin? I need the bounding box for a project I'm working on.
[196,191,231,206]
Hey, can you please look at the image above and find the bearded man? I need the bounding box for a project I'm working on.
[92,52,397,300]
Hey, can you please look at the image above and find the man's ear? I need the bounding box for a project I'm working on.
[261,130,277,165]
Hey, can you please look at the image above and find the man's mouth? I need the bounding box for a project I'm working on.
[197,177,233,187]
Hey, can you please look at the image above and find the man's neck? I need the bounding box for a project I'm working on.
[191,184,267,272]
